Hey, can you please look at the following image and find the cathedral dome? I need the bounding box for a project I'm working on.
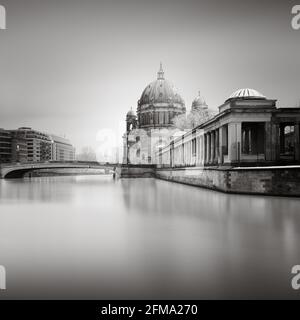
[137,64,186,129]
[138,64,185,107]
[226,88,266,102]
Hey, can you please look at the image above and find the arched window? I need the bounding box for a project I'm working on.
[165,111,169,124]
[155,112,159,125]
[159,112,164,124]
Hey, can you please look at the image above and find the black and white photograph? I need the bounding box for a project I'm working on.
[0,0,300,315]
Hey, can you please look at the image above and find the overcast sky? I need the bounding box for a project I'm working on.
[0,0,299,151]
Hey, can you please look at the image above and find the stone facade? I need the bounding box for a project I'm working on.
[116,165,156,178]
[121,86,300,197]
[157,88,300,167]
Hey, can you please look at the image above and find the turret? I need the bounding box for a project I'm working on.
[126,108,137,132]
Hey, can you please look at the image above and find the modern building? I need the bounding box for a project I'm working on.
[123,64,186,164]
[156,88,300,167]
[0,128,12,163]
[9,128,52,162]
[50,135,75,161]
[0,127,75,163]
[0,129,28,163]
[10,130,28,163]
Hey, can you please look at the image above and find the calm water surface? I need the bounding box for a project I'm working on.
[0,175,300,299]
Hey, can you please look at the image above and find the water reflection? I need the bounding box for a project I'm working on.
[0,176,300,299]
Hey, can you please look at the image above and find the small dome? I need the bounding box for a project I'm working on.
[226,88,266,102]
[126,108,136,117]
[192,91,208,110]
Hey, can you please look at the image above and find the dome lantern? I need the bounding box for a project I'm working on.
[157,62,164,80]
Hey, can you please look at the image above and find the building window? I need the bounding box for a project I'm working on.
[155,112,159,125]
[159,112,164,124]
[165,111,169,124]
[280,124,295,158]
[284,126,295,154]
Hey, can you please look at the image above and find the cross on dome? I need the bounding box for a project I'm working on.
[157,62,165,80]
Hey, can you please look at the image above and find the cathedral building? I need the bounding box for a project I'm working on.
[124,65,300,168]
[123,64,188,164]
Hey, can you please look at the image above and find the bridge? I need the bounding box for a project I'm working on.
[0,161,120,179]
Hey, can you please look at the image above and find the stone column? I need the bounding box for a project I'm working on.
[265,122,278,162]
[265,122,272,161]
[122,134,128,164]
[219,128,223,164]
[272,123,279,161]
[207,133,211,164]
[196,137,200,166]
[204,134,206,164]
[211,131,215,164]
[273,124,280,161]
[215,129,219,163]
[279,124,285,154]
[228,122,242,164]
[200,134,206,165]
[295,124,300,161]
[154,112,157,125]
[200,136,204,165]
[147,130,152,164]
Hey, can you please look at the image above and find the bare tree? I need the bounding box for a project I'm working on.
[172,109,216,130]
[187,109,214,128]
[76,147,97,161]
[172,113,189,130]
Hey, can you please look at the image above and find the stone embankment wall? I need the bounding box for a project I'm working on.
[116,165,156,178]
[155,167,300,196]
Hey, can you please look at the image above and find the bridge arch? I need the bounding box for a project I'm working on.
[3,168,36,179]
[0,163,119,179]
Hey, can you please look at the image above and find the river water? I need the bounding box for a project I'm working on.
[0,175,300,299]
